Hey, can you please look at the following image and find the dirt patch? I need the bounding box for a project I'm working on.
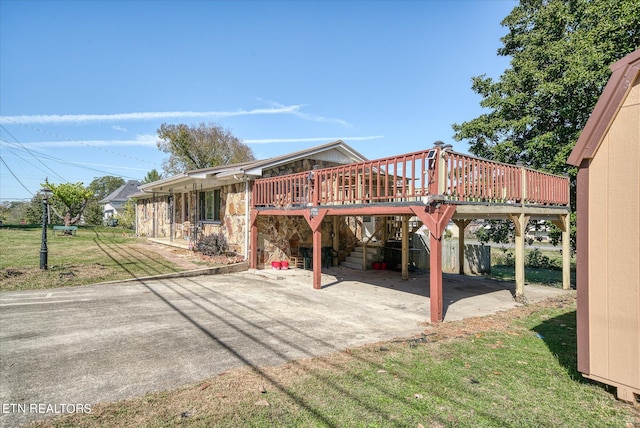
[134,242,245,271]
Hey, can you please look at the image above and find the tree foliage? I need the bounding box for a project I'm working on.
[43,180,93,226]
[82,176,127,225]
[0,201,31,225]
[88,176,125,200]
[453,0,640,177]
[115,199,136,229]
[453,0,639,249]
[142,169,162,184]
[157,122,255,175]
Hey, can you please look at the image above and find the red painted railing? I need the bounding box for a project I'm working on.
[252,147,570,208]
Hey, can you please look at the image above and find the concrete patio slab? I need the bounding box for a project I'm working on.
[0,268,569,427]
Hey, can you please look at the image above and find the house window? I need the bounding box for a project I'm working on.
[200,189,221,222]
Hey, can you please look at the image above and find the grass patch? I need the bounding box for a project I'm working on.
[30,295,640,427]
[488,246,576,288]
[0,227,184,291]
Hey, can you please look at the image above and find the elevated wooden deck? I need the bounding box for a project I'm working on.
[249,143,571,323]
[253,144,569,212]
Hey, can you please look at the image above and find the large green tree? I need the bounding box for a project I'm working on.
[157,122,255,175]
[452,0,639,249]
[453,0,640,178]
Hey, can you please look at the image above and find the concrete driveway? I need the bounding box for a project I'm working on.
[0,268,568,427]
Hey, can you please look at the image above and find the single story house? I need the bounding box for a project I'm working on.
[135,140,368,257]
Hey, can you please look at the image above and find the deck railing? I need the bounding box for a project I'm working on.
[252,147,570,208]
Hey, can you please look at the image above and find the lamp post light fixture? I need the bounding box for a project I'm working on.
[39,188,53,270]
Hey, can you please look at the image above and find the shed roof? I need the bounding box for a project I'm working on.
[567,48,640,166]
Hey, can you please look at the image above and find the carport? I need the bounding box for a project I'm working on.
[249,143,571,323]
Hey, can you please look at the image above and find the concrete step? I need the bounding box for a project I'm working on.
[345,256,369,265]
[349,251,376,261]
[340,261,364,270]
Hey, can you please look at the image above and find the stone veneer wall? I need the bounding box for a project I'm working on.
[256,214,361,266]
[136,195,170,238]
[200,182,247,255]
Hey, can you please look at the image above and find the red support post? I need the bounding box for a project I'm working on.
[313,228,322,289]
[410,204,456,323]
[430,231,443,322]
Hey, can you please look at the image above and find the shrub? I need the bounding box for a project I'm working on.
[494,247,515,267]
[526,248,559,269]
[196,233,229,256]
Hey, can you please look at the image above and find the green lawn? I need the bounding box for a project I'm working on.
[0,226,184,290]
[488,246,576,288]
[31,295,640,427]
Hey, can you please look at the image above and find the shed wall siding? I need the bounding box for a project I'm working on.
[588,76,640,390]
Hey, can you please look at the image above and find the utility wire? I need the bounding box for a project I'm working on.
[0,125,68,182]
[0,140,142,181]
[0,155,34,196]
[1,117,159,166]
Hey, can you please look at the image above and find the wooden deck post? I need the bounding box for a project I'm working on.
[562,214,571,290]
[552,214,572,290]
[410,204,456,323]
[454,219,472,275]
[402,215,410,280]
[510,213,530,301]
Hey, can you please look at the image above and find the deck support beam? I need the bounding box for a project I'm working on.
[304,209,328,290]
[509,213,530,301]
[402,215,410,280]
[552,213,572,290]
[453,219,472,275]
[410,204,457,323]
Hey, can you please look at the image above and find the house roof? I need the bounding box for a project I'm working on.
[567,48,640,166]
[138,140,368,194]
[99,180,142,204]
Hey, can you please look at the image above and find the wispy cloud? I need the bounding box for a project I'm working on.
[111,125,127,132]
[245,136,384,144]
[0,105,304,125]
[19,134,158,148]
[263,100,353,127]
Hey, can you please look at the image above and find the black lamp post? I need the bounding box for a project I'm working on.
[40,188,53,270]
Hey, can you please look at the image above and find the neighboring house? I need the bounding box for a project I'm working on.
[100,180,141,221]
[567,48,640,403]
[135,141,368,256]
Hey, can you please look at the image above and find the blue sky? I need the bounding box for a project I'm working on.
[0,0,515,201]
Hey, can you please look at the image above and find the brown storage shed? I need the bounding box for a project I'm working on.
[567,48,640,404]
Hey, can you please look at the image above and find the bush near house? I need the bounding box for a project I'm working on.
[196,233,229,257]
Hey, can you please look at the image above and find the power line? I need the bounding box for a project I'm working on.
[1,117,159,166]
[0,155,34,196]
[0,140,143,181]
[0,125,68,182]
